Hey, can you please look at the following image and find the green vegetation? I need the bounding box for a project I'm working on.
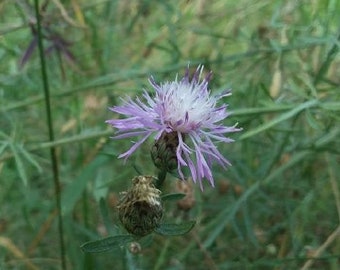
[0,0,339,269]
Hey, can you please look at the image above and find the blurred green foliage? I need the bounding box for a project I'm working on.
[0,0,339,269]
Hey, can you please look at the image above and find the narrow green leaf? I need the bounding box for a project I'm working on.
[9,143,28,185]
[18,145,42,173]
[239,99,319,140]
[154,221,196,236]
[320,102,340,111]
[231,104,293,116]
[0,141,9,156]
[161,193,186,202]
[81,235,135,253]
[305,109,322,130]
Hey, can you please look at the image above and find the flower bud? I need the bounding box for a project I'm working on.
[117,176,163,236]
[128,242,142,254]
[151,131,180,172]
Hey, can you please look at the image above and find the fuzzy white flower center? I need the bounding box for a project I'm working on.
[160,81,215,133]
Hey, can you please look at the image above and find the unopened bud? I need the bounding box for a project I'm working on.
[151,131,180,172]
[129,242,142,254]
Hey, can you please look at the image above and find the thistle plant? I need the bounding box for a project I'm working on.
[107,65,241,188]
[81,65,241,253]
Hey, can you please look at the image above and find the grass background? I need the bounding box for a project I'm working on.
[0,0,339,269]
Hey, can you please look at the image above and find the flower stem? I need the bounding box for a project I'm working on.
[156,170,167,189]
[34,0,66,269]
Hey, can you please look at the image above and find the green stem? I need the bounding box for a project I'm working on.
[156,170,167,189]
[34,1,66,269]
[0,129,112,162]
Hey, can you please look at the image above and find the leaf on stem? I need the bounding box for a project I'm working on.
[154,221,196,236]
[81,235,135,253]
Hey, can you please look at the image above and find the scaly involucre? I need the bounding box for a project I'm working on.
[106,65,241,188]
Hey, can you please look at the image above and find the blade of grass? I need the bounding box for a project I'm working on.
[17,145,42,173]
[313,30,340,85]
[8,143,28,185]
[0,129,112,162]
[239,99,319,141]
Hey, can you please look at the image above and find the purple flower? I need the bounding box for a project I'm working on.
[106,65,242,188]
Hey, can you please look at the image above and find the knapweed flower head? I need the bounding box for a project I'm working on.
[106,65,241,188]
[117,176,162,236]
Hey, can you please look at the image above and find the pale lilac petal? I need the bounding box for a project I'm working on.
[112,130,151,139]
[118,132,153,160]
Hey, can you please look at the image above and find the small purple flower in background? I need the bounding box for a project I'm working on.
[106,65,242,188]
